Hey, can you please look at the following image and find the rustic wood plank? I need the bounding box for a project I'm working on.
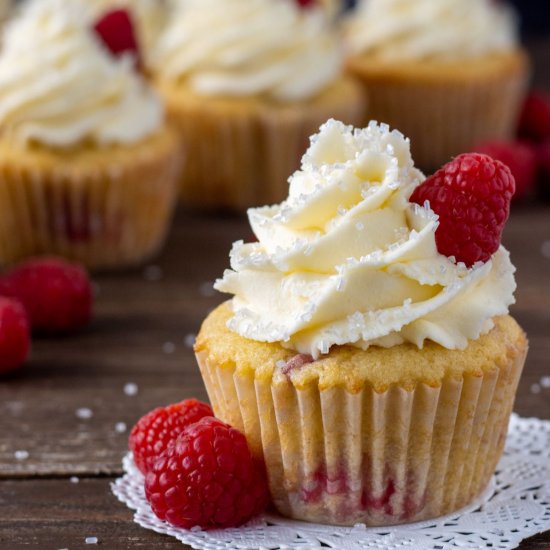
[0,477,548,549]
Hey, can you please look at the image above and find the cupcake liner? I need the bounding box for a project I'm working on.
[196,342,526,526]
[0,127,182,270]
[157,78,365,211]
[347,50,530,171]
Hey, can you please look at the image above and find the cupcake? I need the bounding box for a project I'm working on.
[195,119,527,525]
[151,0,365,211]
[344,0,530,171]
[0,0,182,270]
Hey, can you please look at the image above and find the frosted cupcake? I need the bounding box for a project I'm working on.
[0,0,181,269]
[344,0,530,171]
[195,120,527,525]
[152,0,365,211]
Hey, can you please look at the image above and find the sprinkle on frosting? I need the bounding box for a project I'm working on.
[0,0,162,147]
[345,0,518,60]
[215,120,516,358]
[153,0,342,102]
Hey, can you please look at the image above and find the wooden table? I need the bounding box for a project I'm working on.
[0,203,548,550]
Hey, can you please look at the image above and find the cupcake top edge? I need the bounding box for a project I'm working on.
[215,119,517,359]
[0,0,163,149]
[344,0,519,61]
[152,0,343,102]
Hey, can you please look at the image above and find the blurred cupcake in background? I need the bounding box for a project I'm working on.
[152,0,365,211]
[0,0,182,270]
[84,0,168,68]
[344,0,530,171]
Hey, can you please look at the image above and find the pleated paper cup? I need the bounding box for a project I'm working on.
[195,303,527,526]
[155,77,366,211]
[347,49,530,172]
[0,126,182,270]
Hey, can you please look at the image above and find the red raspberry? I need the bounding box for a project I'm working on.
[130,399,213,474]
[145,417,269,529]
[473,141,537,201]
[538,138,550,197]
[0,298,30,375]
[0,257,92,334]
[93,9,141,69]
[518,91,550,144]
[410,153,515,267]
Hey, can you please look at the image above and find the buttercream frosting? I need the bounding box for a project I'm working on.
[0,0,162,147]
[346,0,518,60]
[215,119,516,358]
[153,0,342,102]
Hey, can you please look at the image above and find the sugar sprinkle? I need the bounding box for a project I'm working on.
[115,422,127,434]
[70,476,80,484]
[14,450,29,460]
[162,341,176,354]
[184,333,196,349]
[123,383,138,396]
[531,383,541,394]
[76,408,93,420]
[85,537,98,544]
[540,376,550,388]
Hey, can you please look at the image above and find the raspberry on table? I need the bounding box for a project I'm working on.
[0,297,30,375]
[145,417,269,529]
[93,9,141,68]
[518,91,550,144]
[0,257,92,334]
[129,399,213,474]
[410,153,515,267]
[474,141,537,201]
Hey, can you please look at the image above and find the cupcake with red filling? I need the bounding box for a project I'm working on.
[151,0,365,211]
[195,119,527,525]
[344,0,530,171]
[0,0,181,269]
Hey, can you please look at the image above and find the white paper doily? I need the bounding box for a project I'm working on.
[112,413,550,550]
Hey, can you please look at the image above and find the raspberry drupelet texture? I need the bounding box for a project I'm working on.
[410,153,515,267]
[130,399,213,474]
[0,257,92,334]
[145,417,269,529]
[0,297,30,374]
[474,141,537,201]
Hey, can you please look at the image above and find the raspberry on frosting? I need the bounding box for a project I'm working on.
[410,153,515,267]
[145,416,269,529]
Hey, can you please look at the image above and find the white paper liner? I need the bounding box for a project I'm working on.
[197,345,525,526]
[112,414,550,550]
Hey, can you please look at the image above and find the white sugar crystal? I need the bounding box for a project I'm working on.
[540,376,550,388]
[199,281,216,297]
[183,333,196,349]
[123,383,138,396]
[162,341,176,354]
[76,408,93,420]
[85,537,98,544]
[531,383,541,395]
[14,450,29,460]
[143,264,163,282]
[70,476,79,484]
[115,422,127,434]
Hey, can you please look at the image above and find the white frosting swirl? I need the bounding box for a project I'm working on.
[0,0,163,147]
[153,0,342,102]
[346,0,518,60]
[215,120,516,358]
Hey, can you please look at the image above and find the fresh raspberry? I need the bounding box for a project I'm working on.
[93,9,141,68]
[0,298,30,375]
[538,138,550,197]
[145,417,269,529]
[296,0,317,7]
[410,153,515,267]
[518,91,550,143]
[0,257,92,334]
[473,141,537,201]
[130,399,214,474]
